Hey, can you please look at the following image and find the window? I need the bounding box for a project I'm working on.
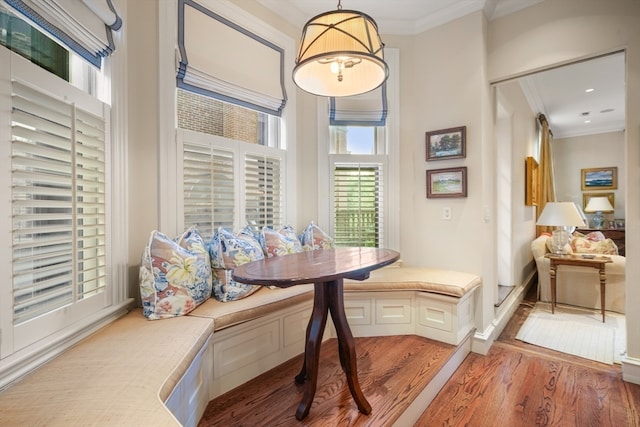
[0,42,124,375]
[333,163,384,247]
[319,48,399,251]
[163,0,295,240]
[330,125,387,247]
[0,3,69,80]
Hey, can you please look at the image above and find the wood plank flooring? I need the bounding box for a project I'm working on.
[198,335,458,426]
[199,287,640,426]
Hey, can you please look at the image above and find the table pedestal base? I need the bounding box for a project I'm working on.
[294,279,371,420]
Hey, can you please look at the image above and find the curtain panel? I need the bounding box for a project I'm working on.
[536,113,556,235]
[5,0,121,68]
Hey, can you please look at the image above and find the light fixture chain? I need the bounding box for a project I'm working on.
[337,0,342,10]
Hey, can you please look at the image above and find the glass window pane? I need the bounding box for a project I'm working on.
[330,126,383,154]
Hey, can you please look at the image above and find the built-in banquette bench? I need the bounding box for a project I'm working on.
[0,266,480,426]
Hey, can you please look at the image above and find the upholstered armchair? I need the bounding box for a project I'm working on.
[531,233,625,313]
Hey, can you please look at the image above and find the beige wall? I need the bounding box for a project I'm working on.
[554,131,626,221]
[127,0,160,300]
[495,80,538,287]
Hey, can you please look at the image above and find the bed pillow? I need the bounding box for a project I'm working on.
[208,227,262,302]
[139,226,212,320]
[299,221,335,251]
[260,225,303,257]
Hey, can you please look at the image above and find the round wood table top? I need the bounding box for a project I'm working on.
[232,247,400,287]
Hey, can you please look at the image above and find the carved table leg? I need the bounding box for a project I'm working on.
[295,283,329,420]
[294,279,371,420]
[327,279,372,415]
[549,261,557,314]
[599,265,606,323]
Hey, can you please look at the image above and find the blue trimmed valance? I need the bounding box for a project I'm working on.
[5,0,121,68]
[177,0,287,117]
[329,83,387,126]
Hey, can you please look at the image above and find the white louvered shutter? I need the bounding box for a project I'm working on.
[332,163,384,247]
[244,153,282,229]
[183,143,235,237]
[11,80,106,324]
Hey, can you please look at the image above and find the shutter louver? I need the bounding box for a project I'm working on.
[333,163,383,247]
[245,154,282,228]
[183,143,235,236]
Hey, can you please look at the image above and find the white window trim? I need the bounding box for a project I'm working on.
[317,48,400,251]
[159,0,296,237]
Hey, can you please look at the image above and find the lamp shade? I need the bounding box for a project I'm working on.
[293,9,388,97]
[536,202,587,227]
[584,197,614,213]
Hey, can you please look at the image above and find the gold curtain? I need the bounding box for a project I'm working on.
[536,113,556,235]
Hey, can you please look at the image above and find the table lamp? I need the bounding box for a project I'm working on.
[584,197,614,229]
[536,202,587,253]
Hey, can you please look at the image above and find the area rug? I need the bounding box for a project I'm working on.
[515,302,626,364]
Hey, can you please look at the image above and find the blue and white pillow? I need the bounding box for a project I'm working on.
[208,227,262,302]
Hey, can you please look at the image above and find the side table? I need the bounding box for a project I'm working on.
[544,253,612,322]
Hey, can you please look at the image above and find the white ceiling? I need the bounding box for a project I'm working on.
[256,0,544,35]
[518,52,625,139]
[257,0,625,139]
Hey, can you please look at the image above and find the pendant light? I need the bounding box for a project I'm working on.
[293,0,388,97]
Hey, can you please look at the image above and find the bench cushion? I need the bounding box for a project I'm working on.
[189,284,315,330]
[0,311,214,426]
[344,267,481,297]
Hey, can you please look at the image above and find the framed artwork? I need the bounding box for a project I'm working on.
[582,192,614,211]
[525,156,539,206]
[425,126,466,160]
[426,167,467,198]
[581,167,618,190]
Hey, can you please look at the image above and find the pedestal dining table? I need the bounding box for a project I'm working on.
[232,247,400,420]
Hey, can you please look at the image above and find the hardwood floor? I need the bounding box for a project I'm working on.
[199,287,640,426]
[198,335,459,426]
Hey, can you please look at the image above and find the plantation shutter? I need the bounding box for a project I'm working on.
[11,79,107,324]
[183,143,235,236]
[245,153,282,228]
[333,163,384,247]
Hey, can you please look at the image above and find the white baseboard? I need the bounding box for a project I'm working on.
[622,355,640,385]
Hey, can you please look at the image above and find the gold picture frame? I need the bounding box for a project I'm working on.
[525,156,538,206]
[581,167,618,190]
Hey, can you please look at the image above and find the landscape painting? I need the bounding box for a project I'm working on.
[581,167,618,190]
[426,167,467,198]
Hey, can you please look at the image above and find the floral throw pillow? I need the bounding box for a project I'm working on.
[139,226,212,320]
[261,225,303,257]
[299,221,335,251]
[572,236,618,255]
[208,227,262,302]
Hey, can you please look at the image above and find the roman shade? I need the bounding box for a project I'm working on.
[177,0,287,116]
[5,0,121,68]
[329,83,387,126]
